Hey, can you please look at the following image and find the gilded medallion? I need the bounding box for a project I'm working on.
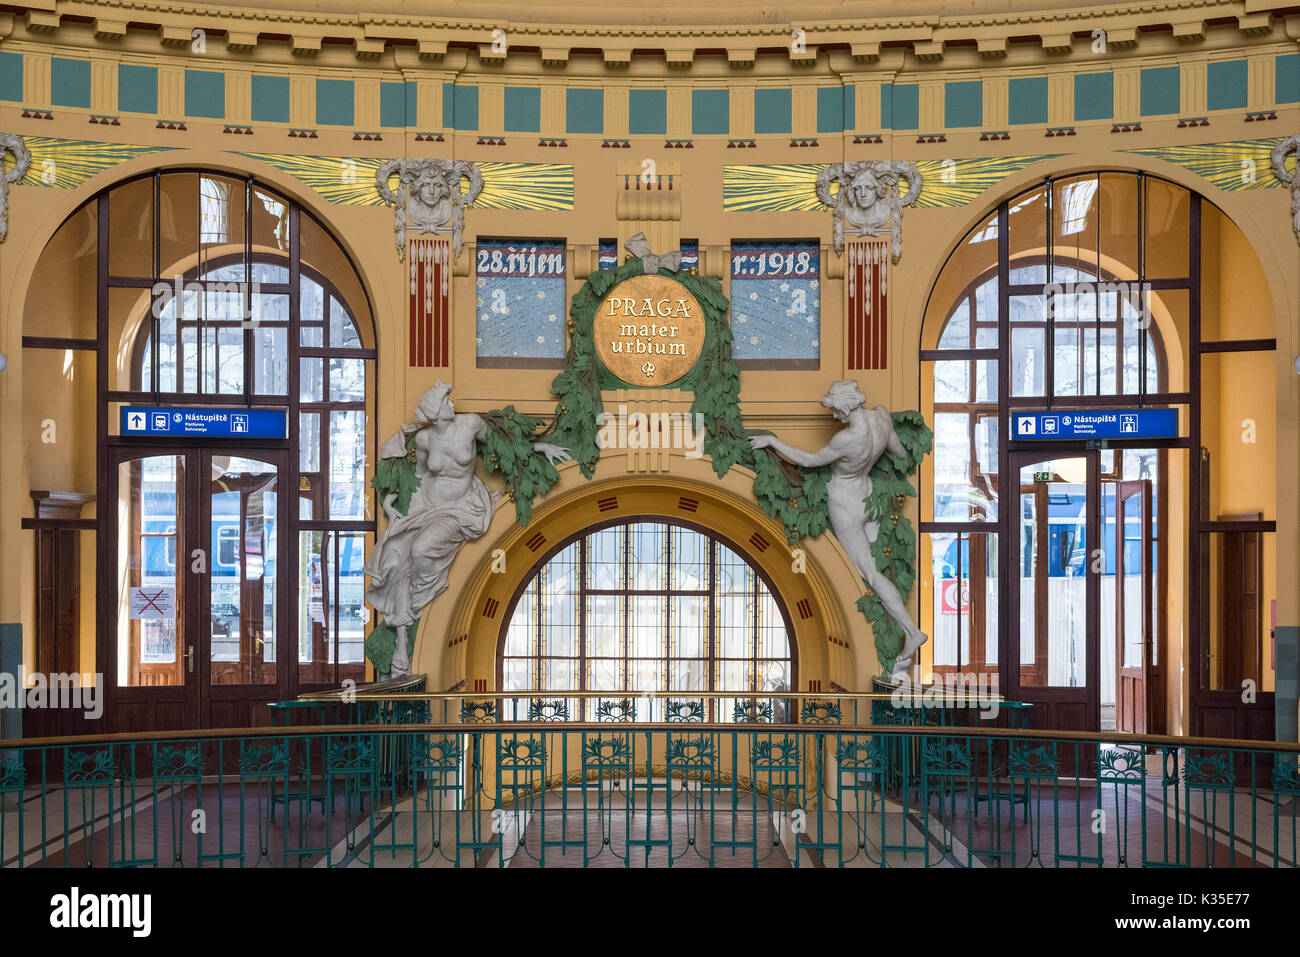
[593,274,706,386]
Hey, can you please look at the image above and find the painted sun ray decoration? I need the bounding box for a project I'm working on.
[12,136,174,190]
[237,153,574,210]
[1127,137,1290,192]
[722,156,1062,213]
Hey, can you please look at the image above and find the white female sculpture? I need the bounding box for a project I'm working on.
[364,382,570,675]
[749,380,927,680]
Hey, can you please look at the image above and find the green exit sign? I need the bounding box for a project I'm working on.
[1034,471,1052,483]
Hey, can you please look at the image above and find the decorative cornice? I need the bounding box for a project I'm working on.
[2,0,1294,70]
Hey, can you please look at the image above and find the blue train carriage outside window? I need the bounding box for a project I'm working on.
[729,240,820,362]
[475,238,567,362]
[337,533,367,663]
[939,484,1144,579]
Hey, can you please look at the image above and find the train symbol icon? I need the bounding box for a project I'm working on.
[151,412,170,431]
[231,414,250,434]
[1042,416,1059,435]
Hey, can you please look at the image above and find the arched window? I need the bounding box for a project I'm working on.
[930,257,1165,523]
[23,168,378,728]
[500,520,795,721]
[917,170,1278,738]
[108,173,375,689]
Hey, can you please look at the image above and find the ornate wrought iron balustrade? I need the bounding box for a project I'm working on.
[2,717,1295,869]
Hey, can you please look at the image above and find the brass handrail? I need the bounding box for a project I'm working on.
[5,721,1299,754]
[294,688,1015,703]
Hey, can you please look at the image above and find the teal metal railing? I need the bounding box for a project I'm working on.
[2,694,1296,868]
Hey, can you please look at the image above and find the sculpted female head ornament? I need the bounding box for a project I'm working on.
[1270,134,1300,244]
[820,379,868,421]
[815,160,922,263]
[416,381,454,422]
[375,158,484,261]
[0,132,32,243]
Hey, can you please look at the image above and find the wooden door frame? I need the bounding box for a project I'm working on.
[102,437,292,731]
[101,446,198,731]
[1004,448,1101,733]
[198,448,291,725]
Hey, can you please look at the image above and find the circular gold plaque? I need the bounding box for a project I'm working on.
[593,274,706,386]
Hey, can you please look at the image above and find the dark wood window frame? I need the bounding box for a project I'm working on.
[23,168,380,730]
[917,170,1277,739]
[497,517,798,720]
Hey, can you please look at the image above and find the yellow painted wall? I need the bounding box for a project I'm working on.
[0,0,1296,736]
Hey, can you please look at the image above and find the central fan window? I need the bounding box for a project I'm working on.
[500,520,794,720]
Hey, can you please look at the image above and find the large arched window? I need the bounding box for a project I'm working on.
[500,520,795,721]
[23,169,377,730]
[123,172,373,689]
[930,257,1165,524]
[917,170,1278,739]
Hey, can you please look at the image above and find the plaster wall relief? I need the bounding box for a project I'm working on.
[750,381,929,680]
[1270,134,1300,244]
[814,161,925,374]
[364,383,570,676]
[365,224,933,679]
[375,158,484,261]
[615,159,683,272]
[0,133,31,243]
[816,160,923,263]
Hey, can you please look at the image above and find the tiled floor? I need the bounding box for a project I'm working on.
[2,779,371,868]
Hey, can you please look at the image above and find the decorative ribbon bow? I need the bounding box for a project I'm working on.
[625,232,682,274]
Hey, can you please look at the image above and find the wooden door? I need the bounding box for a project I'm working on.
[1007,451,1100,738]
[1216,513,1263,690]
[108,450,198,733]
[199,450,288,729]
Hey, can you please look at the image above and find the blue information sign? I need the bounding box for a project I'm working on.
[121,407,288,439]
[1011,408,1178,441]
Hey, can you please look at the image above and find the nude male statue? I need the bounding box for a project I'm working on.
[748,379,927,680]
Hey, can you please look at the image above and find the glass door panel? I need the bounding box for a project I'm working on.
[206,454,278,686]
[297,529,368,686]
[1009,449,1099,738]
[1017,456,1089,688]
[117,454,187,688]
[1116,480,1153,734]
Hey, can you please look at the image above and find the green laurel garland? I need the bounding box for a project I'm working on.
[369,259,932,674]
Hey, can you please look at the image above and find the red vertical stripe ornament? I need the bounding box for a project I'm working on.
[846,238,888,371]
[409,237,450,367]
